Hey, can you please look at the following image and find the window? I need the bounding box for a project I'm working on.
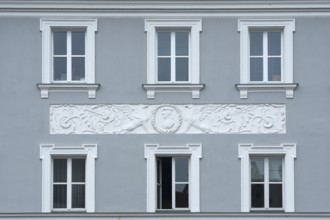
[53,158,86,211]
[143,19,204,99]
[157,157,189,210]
[237,19,298,99]
[38,19,99,99]
[238,143,296,212]
[40,144,97,213]
[250,157,283,210]
[145,144,202,212]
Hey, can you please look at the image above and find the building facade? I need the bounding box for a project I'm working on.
[0,0,330,219]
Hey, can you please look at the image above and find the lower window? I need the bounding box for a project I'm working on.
[250,157,283,210]
[53,158,86,210]
[157,157,189,210]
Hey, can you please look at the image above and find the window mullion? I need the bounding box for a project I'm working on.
[171,32,176,83]
[67,32,72,82]
[67,158,72,210]
[263,32,268,83]
[264,158,269,209]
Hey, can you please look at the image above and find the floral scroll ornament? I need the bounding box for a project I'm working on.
[151,105,183,133]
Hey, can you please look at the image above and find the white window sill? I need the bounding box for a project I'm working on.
[235,83,298,99]
[142,84,205,99]
[37,83,100,99]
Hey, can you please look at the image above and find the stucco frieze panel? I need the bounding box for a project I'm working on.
[50,104,285,134]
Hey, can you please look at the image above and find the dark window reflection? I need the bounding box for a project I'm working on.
[269,184,282,208]
[251,184,264,208]
[175,184,189,208]
[72,31,85,55]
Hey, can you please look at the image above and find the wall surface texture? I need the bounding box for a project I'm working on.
[0,5,330,216]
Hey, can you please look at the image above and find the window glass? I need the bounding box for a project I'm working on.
[53,57,67,81]
[53,31,67,55]
[251,158,264,182]
[250,32,263,56]
[72,57,85,81]
[158,32,171,56]
[268,32,281,56]
[269,158,282,182]
[175,157,189,182]
[72,31,85,55]
[158,58,171,81]
[268,57,281,81]
[72,159,86,182]
[269,184,282,208]
[175,184,189,208]
[175,58,189,81]
[53,185,67,208]
[250,58,263,81]
[251,184,264,208]
[53,159,67,182]
[176,32,189,56]
[72,185,85,208]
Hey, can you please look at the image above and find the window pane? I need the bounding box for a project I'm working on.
[251,158,264,182]
[251,184,264,208]
[268,32,281,56]
[250,32,263,56]
[158,58,171,81]
[53,31,67,55]
[72,184,85,208]
[53,159,67,182]
[175,58,189,81]
[53,57,67,81]
[269,184,283,208]
[175,157,189,182]
[269,158,282,182]
[176,32,189,56]
[72,57,85,81]
[72,31,85,55]
[250,58,263,81]
[175,184,189,208]
[158,32,171,56]
[268,58,281,81]
[53,185,67,208]
[72,159,85,182]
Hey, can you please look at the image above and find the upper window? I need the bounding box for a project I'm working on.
[238,143,296,212]
[237,19,297,99]
[145,144,202,212]
[143,19,204,99]
[40,144,97,213]
[38,19,99,99]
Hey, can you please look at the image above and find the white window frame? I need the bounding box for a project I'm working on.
[38,19,99,99]
[144,144,202,212]
[237,19,297,99]
[40,144,97,213]
[238,143,296,212]
[143,19,204,99]
[52,157,86,211]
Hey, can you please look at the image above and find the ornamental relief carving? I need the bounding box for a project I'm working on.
[50,104,285,134]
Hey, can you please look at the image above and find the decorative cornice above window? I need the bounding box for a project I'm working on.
[142,84,205,99]
[37,83,100,99]
[235,83,298,99]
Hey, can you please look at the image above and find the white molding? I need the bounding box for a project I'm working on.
[37,83,100,99]
[142,84,205,99]
[144,19,202,99]
[39,19,98,98]
[238,143,296,213]
[40,144,97,213]
[238,19,296,99]
[50,104,286,134]
[144,143,202,213]
[235,83,298,99]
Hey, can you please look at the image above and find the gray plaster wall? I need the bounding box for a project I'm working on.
[0,16,330,213]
